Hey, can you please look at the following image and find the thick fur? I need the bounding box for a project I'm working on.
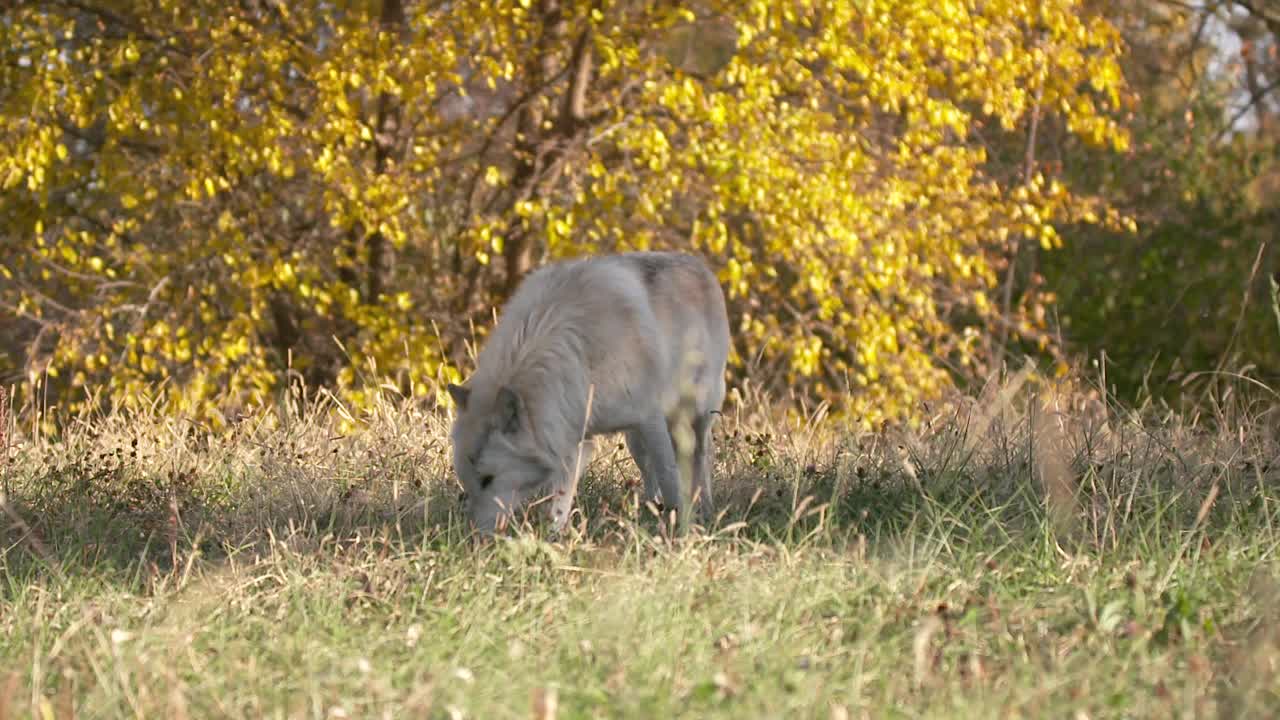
[448,251,730,534]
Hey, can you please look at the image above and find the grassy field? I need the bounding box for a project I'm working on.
[2,378,1278,719]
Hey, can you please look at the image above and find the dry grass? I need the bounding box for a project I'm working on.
[1,373,1278,718]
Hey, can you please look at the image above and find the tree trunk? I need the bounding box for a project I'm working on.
[499,0,566,298]
[365,0,405,303]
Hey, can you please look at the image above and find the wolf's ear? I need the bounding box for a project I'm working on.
[495,386,522,434]
[446,383,470,410]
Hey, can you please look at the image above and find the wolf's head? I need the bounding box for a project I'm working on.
[447,383,555,534]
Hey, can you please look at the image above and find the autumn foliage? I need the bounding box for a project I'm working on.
[0,0,1133,427]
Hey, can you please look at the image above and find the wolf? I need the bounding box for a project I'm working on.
[446,251,731,535]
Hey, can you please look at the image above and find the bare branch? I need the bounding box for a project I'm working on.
[1215,73,1280,140]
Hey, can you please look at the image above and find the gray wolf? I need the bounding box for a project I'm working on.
[447,251,730,534]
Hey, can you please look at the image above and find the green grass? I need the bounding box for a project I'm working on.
[2,380,1278,719]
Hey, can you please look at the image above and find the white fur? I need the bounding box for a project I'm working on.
[448,251,730,534]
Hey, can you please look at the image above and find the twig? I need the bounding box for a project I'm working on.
[1269,272,1280,342]
[1213,241,1267,377]
[0,387,9,496]
[1215,74,1280,142]
[0,492,65,582]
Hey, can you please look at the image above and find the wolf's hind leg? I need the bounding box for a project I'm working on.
[691,411,717,524]
[626,419,681,517]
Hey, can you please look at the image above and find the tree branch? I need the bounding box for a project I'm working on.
[559,16,596,131]
[1215,73,1280,140]
[1233,0,1280,40]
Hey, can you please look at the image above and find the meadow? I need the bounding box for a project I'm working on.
[2,375,1278,719]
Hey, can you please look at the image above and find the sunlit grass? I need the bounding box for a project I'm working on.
[2,376,1278,718]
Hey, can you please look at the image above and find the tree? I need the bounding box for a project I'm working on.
[0,0,1133,428]
[1040,0,1280,405]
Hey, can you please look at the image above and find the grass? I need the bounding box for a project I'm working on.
[1,375,1278,719]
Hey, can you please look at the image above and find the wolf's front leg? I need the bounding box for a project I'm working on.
[548,438,594,533]
[624,427,659,506]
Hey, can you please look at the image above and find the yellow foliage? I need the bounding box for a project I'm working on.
[0,0,1132,428]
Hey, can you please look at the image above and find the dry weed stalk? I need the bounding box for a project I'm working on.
[531,685,558,720]
[1032,393,1080,539]
[0,386,9,487]
[0,672,18,720]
